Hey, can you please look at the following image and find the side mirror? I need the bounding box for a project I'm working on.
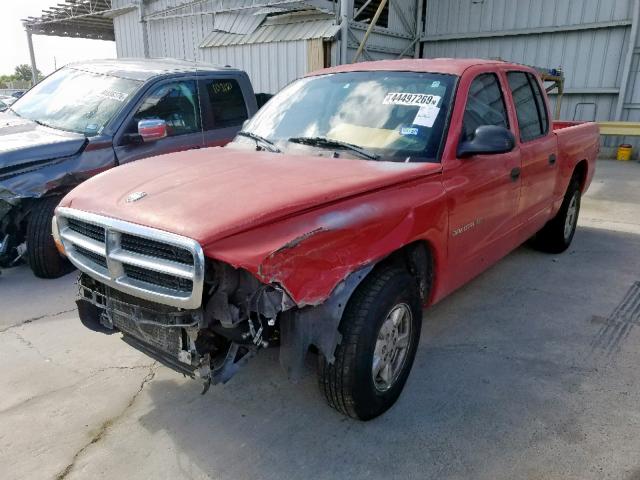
[138,119,167,142]
[457,125,515,158]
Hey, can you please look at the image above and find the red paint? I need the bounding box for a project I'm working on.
[60,59,599,307]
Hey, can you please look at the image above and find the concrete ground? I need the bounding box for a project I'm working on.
[1,160,640,480]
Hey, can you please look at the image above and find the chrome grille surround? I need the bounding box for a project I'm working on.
[54,207,205,309]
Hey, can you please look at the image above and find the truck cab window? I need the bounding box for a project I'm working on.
[462,73,509,142]
[507,72,548,142]
[131,80,201,136]
[205,79,248,128]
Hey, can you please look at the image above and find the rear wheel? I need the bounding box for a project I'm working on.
[532,178,581,254]
[27,196,73,278]
[318,266,422,420]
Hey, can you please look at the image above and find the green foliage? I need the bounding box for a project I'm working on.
[0,64,43,88]
[14,64,42,82]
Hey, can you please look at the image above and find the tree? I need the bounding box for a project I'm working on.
[14,64,42,82]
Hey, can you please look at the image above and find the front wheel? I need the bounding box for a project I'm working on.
[27,196,73,278]
[532,178,581,254]
[318,266,422,420]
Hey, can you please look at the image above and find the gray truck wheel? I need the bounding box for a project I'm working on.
[532,178,581,254]
[27,196,73,278]
[318,265,422,420]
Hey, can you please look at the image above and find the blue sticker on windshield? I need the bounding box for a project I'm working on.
[401,127,419,136]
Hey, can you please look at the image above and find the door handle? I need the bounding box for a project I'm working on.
[548,154,557,165]
[510,167,521,181]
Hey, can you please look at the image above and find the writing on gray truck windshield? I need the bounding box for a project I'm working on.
[11,67,142,136]
[241,71,456,162]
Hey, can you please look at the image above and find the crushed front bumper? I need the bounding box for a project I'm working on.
[76,274,255,388]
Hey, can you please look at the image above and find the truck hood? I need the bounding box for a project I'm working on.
[62,147,441,245]
[0,112,86,175]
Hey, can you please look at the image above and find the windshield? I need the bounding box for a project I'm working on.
[11,67,142,135]
[241,71,456,162]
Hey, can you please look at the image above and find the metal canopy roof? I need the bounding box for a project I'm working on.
[201,11,340,48]
[23,0,115,41]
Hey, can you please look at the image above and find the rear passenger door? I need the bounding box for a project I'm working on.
[114,78,205,164]
[507,71,558,224]
[199,77,251,147]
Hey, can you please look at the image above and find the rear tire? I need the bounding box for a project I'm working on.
[27,196,73,278]
[532,178,581,254]
[318,266,422,420]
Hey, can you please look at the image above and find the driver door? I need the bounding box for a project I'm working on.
[114,79,205,164]
[443,72,522,281]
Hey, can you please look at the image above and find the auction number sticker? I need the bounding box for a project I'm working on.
[99,90,129,102]
[383,92,441,107]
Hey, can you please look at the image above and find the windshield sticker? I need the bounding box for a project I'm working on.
[412,105,440,128]
[431,81,441,88]
[400,127,419,136]
[383,92,441,107]
[98,89,129,102]
[211,81,235,95]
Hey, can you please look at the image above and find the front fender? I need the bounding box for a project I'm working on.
[203,175,448,307]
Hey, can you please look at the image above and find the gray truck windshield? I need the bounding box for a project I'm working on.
[242,71,456,162]
[11,67,142,136]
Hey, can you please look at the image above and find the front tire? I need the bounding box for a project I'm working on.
[318,266,422,420]
[532,178,581,254]
[27,196,73,278]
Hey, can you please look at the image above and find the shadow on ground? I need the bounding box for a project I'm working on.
[132,227,640,480]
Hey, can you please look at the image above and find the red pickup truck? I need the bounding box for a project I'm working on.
[53,59,599,420]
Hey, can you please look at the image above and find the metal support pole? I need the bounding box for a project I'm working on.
[352,0,388,63]
[615,0,640,121]
[414,0,424,58]
[25,30,38,86]
[555,77,564,120]
[138,0,150,58]
[340,0,350,65]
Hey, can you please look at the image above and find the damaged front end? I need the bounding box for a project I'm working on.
[58,207,371,391]
[77,270,290,391]
[0,198,28,268]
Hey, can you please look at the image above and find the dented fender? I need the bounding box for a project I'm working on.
[203,173,449,307]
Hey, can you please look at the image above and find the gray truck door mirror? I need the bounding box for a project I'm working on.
[457,125,515,158]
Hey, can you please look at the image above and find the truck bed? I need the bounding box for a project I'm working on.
[553,120,600,193]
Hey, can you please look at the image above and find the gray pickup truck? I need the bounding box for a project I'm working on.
[0,58,263,278]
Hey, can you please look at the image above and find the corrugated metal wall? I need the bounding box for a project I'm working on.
[421,0,640,152]
[112,0,328,92]
[202,40,311,92]
[112,0,146,57]
[422,0,633,121]
[111,0,423,91]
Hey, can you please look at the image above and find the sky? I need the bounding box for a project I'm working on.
[2,0,117,77]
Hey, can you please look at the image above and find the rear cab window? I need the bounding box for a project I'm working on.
[507,71,549,142]
[204,78,249,128]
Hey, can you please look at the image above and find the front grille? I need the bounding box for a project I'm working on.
[78,275,198,368]
[75,245,108,269]
[67,218,105,242]
[121,233,193,265]
[124,264,193,292]
[56,208,205,309]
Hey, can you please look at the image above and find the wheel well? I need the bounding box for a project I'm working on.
[374,241,434,303]
[573,160,588,192]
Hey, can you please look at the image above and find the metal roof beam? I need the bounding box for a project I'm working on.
[421,19,633,42]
